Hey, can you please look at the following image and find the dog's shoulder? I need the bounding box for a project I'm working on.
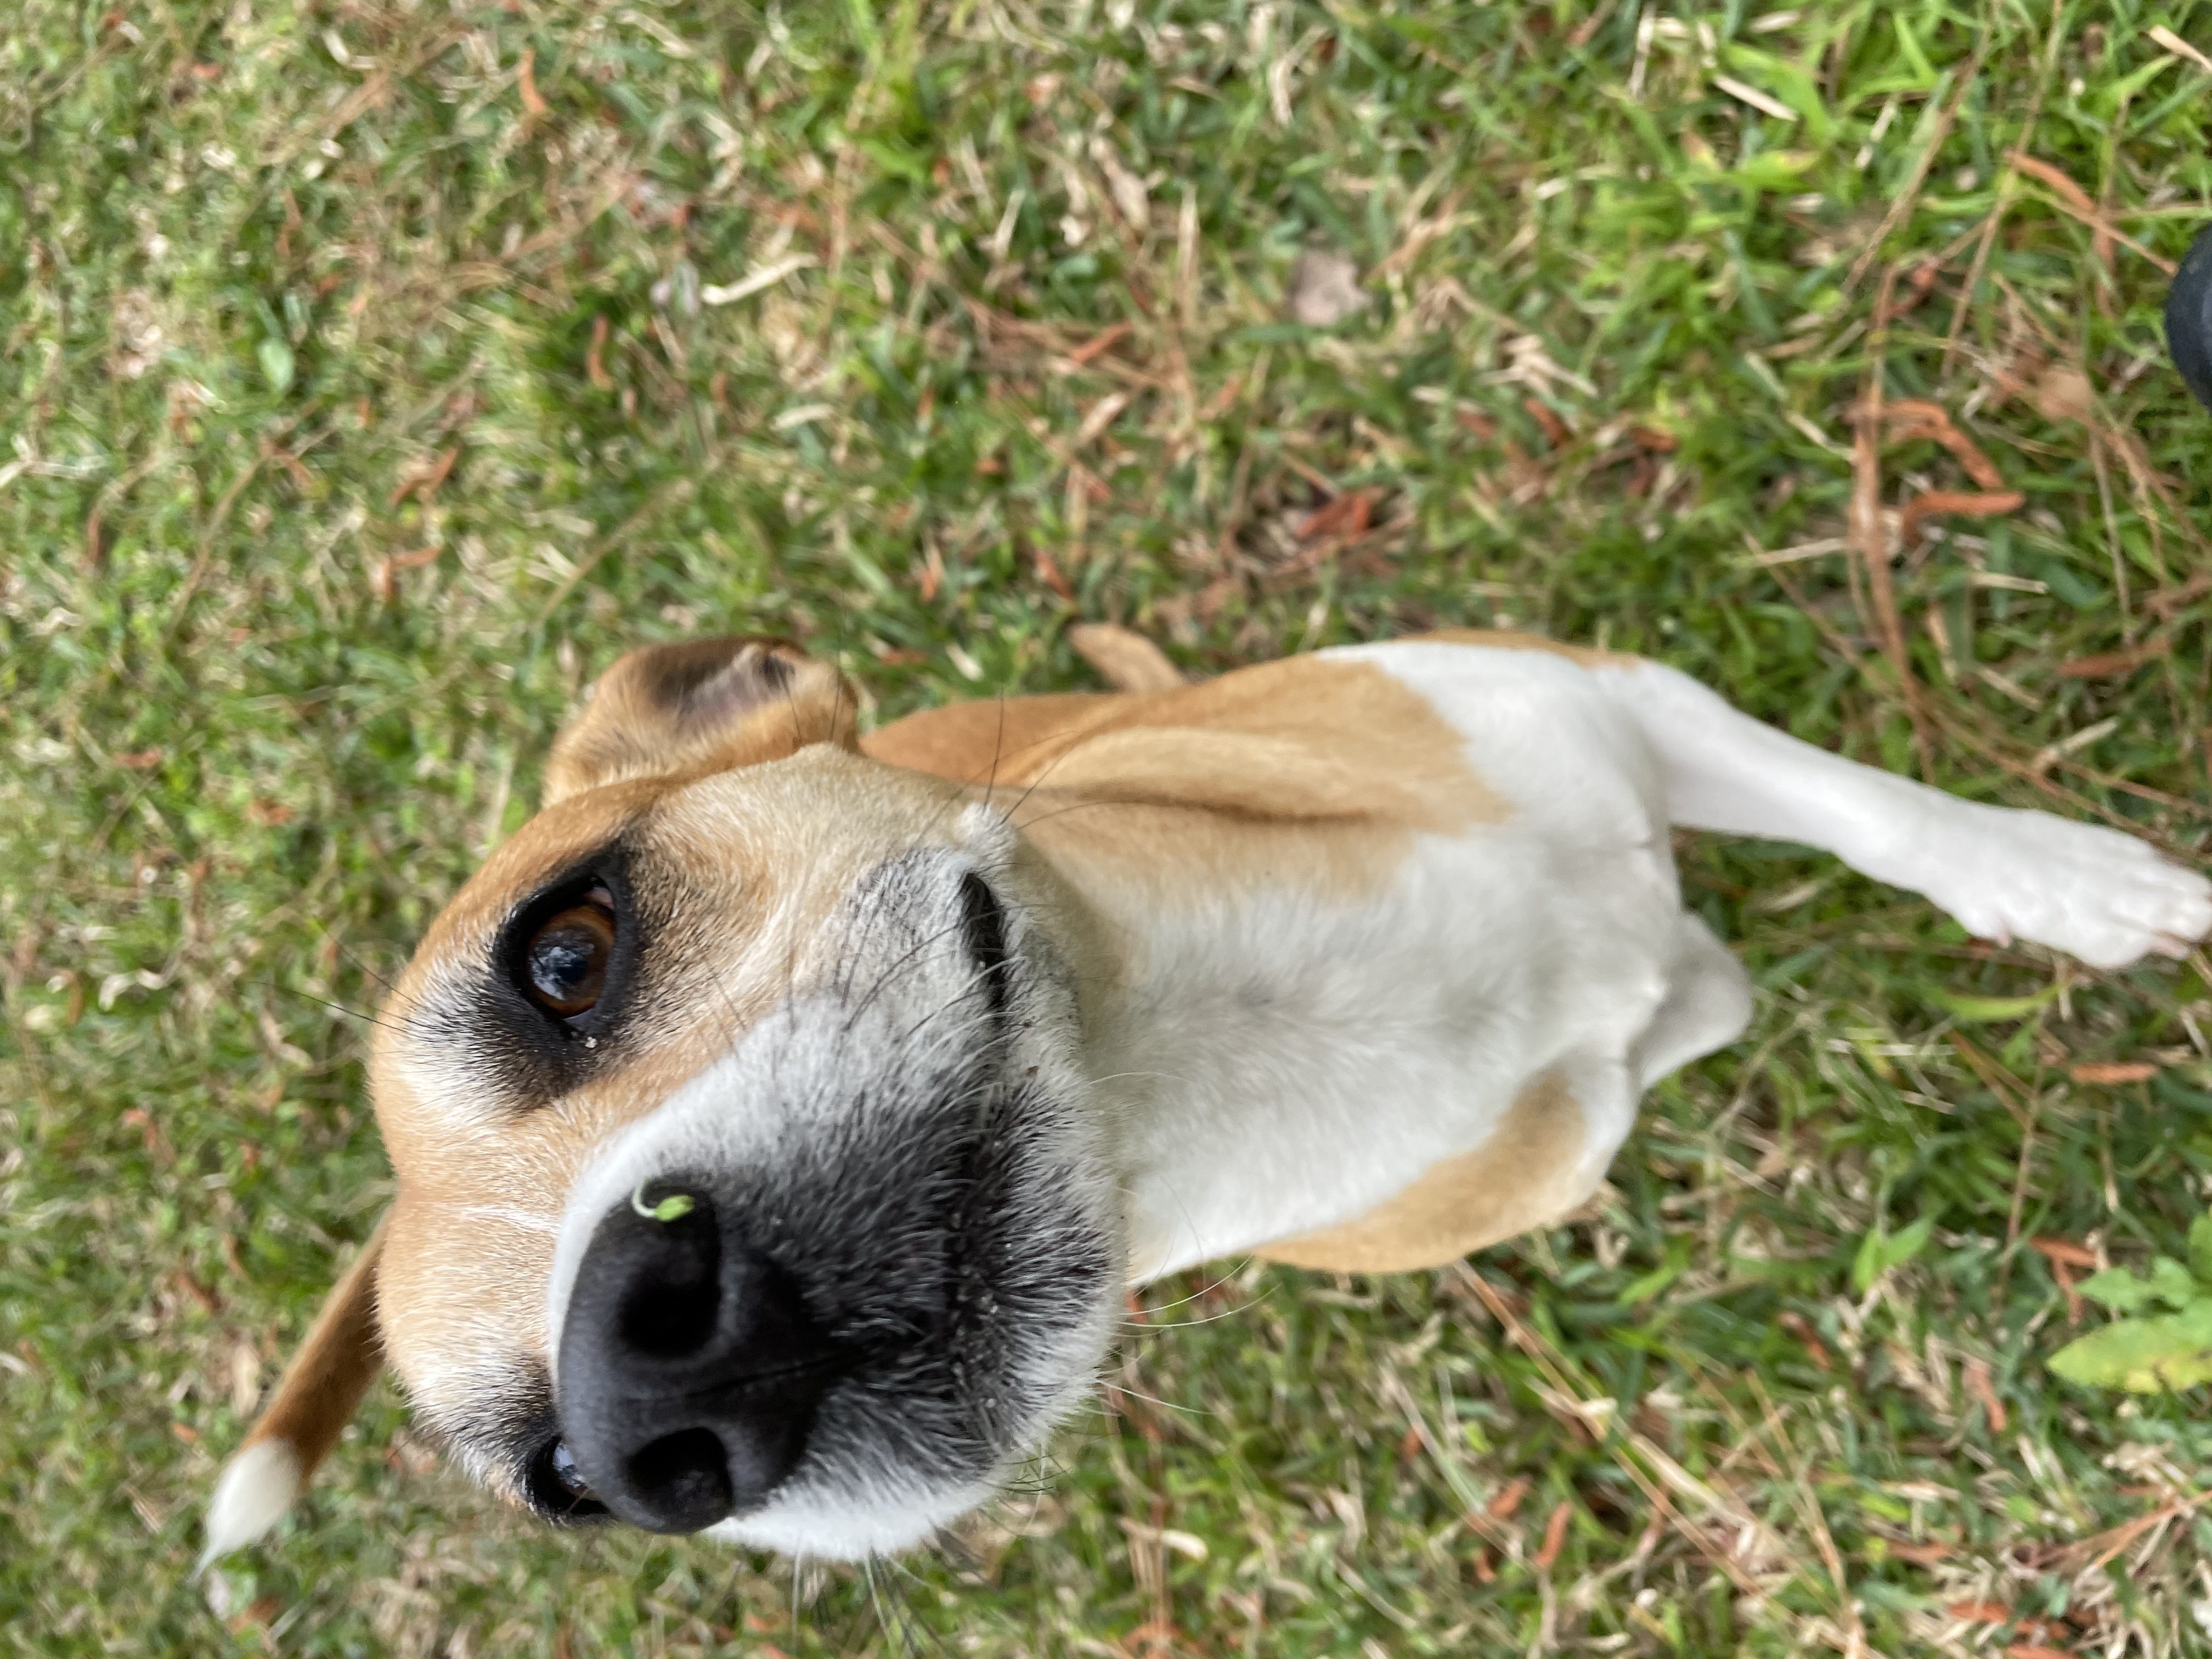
[865,644,1568,830]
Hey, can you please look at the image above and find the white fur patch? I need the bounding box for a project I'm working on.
[199,1438,302,1570]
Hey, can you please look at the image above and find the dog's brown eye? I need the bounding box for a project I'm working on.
[523,890,615,1018]
[549,1441,595,1500]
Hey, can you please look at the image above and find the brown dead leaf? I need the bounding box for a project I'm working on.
[1533,1500,1572,1571]
[1298,488,1377,543]
[1850,395,1931,771]
[1948,1600,2013,1623]
[1454,405,1498,439]
[1031,545,1074,602]
[2031,1238,2091,1325]
[2008,150,2098,217]
[1883,398,2007,489]
[1486,1477,1532,1521]
[120,1107,170,1159]
[2068,1061,2160,1084]
[586,313,612,390]
[1899,488,2025,545]
[517,47,549,116]
[2145,574,2212,618]
[113,748,164,770]
[228,1597,282,1636]
[2007,151,2177,275]
[1065,323,1132,367]
[1889,1541,1954,1565]
[2032,366,2095,425]
[1778,1310,1833,1369]
[1068,622,1184,692]
[1522,396,1572,448]
[2057,642,2169,680]
[370,545,441,602]
[387,444,459,509]
[2031,1237,2099,1269]
[1963,1356,2008,1432]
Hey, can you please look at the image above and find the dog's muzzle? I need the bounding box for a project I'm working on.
[555,1182,851,1533]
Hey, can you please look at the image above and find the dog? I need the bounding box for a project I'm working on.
[203,629,2212,1564]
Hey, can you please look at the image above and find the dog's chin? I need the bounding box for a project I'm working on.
[701,1448,1026,1560]
[686,1107,1121,1559]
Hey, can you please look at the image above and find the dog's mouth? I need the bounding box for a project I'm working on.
[538,1076,1119,1549]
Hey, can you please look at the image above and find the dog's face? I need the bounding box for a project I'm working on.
[367,640,1123,1558]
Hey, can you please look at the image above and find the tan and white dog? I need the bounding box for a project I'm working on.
[205,629,2211,1564]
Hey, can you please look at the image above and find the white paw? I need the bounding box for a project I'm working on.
[1916,805,2212,969]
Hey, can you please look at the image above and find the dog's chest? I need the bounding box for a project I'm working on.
[1080,821,1682,1279]
[1004,639,1697,1277]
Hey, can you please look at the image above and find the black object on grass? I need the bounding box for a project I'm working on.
[2165,223,2212,414]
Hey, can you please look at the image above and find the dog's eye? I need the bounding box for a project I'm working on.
[548,1440,595,1499]
[522,889,616,1018]
[523,1436,608,1522]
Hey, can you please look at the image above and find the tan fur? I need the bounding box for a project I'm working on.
[241,1212,389,1472]
[545,636,857,805]
[857,692,1118,783]
[1254,1073,1589,1272]
[876,654,1506,909]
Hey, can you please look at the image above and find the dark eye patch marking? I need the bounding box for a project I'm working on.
[421,842,650,1108]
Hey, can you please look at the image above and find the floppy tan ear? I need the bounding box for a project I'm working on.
[201,1213,388,1568]
[543,636,859,806]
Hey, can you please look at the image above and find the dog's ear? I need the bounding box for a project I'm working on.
[201,1214,388,1568]
[543,637,859,806]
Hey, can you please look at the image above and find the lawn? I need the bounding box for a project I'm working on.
[7,0,2212,1652]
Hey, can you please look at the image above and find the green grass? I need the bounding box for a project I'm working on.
[6,0,2212,1652]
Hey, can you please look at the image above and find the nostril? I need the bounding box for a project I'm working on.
[625,1427,736,1535]
[620,1279,720,1357]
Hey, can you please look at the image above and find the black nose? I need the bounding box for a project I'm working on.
[555,1185,846,1533]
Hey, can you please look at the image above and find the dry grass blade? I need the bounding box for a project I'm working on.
[2007,151,2180,273]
